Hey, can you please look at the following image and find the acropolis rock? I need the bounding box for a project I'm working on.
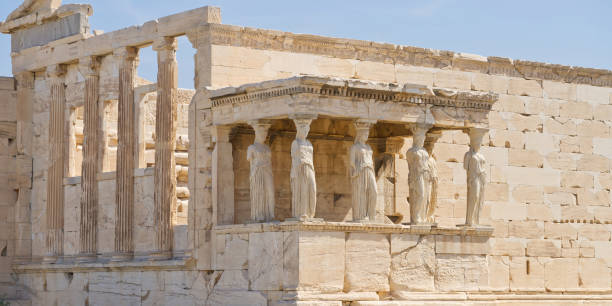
[1,0,612,305]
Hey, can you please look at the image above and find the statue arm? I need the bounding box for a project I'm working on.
[463,151,470,171]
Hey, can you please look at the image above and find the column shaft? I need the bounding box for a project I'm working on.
[79,57,100,260]
[114,47,139,258]
[153,37,178,258]
[45,65,66,261]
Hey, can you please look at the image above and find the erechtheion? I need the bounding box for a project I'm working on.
[1,1,612,305]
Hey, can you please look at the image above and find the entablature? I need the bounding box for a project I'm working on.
[208,76,498,129]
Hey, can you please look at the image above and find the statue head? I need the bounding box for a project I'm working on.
[253,125,268,144]
[410,124,431,149]
[294,119,311,140]
[468,128,487,152]
[355,127,369,144]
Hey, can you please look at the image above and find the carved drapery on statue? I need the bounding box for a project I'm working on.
[463,128,488,226]
[247,120,275,222]
[290,116,317,220]
[424,132,440,224]
[406,124,432,225]
[350,120,377,222]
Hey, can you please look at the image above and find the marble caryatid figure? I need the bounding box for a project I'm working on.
[424,133,440,224]
[463,128,488,226]
[247,120,275,222]
[406,124,432,225]
[290,117,317,219]
[349,120,377,222]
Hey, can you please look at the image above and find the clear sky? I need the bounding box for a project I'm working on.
[1,0,611,89]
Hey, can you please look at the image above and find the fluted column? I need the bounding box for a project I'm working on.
[152,37,178,259]
[78,56,100,262]
[44,65,66,262]
[212,125,234,225]
[113,47,139,260]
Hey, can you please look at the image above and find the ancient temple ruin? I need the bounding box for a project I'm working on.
[1,0,612,305]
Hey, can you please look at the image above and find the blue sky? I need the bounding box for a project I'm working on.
[1,0,611,89]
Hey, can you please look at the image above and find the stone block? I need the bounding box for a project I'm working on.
[581,117,609,139]
[490,238,525,256]
[545,117,576,136]
[207,290,267,306]
[435,254,488,292]
[487,130,524,149]
[11,13,88,52]
[560,101,593,120]
[395,65,434,86]
[471,73,508,94]
[578,224,611,241]
[433,70,471,90]
[544,223,578,240]
[508,78,542,97]
[505,166,560,187]
[526,239,561,257]
[435,235,490,255]
[575,188,609,206]
[355,60,395,83]
[292,231,345,292]
[248,231,283,290]
[561,171,593,188]
[594,104,612,121]
[507,113,542,133]
[345,232,390,292]
[488,255,510,291]
[512,185,544,204]
[577,84,612,105]
[0,91,17,122]
[561,205,592,221]
[560,136,592,154]
[543,80,576,101]
[390,234,435,292]
[577,154,610,172]
[546,152,576,171]
[484,183,508,202]
[524,132,557,155]
[215,233,248,270]
[497,95,525,113]
[489,203,527,221]
[527,204,553,221]
[545,258,579,291]
[593,138,612,159]
[579,258,611,291]
[509,257,545,291]
[508,149,543,168]
[509,221,544,238]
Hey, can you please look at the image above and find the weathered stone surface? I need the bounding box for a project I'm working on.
[510,257,545,291]
[345,233,390,292]
[435,235,490,255]
[249,231,283,290]
[435,254,488,292]
[292,231,345,292]
[215,233,248,270]
[390,234,435,292]
[545,258,579,291]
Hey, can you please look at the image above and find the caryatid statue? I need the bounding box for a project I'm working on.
[463,128,488,226]
[349,120,377,222]
[406,124,432,225]
[247,120,275,222]
[424,132,440,224]
[290,116,317,220]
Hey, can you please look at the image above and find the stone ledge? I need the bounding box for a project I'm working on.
[356,292,612,303]
[214,221,494,236]
[12,257,194,273]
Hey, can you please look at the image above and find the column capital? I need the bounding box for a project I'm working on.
[466,127,488,150]
[354,119,376,130]
[248,119,273,128]
[46,64,66,81]
[14,71,34,89]
[78,56,100,77]
[113,46,139,63]
[408,123,432,136]
[153,36,178,52]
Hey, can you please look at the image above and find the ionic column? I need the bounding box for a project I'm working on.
[78,56,100,261]
[152,37,178,259]
[212,125,234,225]
[462,128,488,227]
[44,65,66,262]
[113,47,139,260]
